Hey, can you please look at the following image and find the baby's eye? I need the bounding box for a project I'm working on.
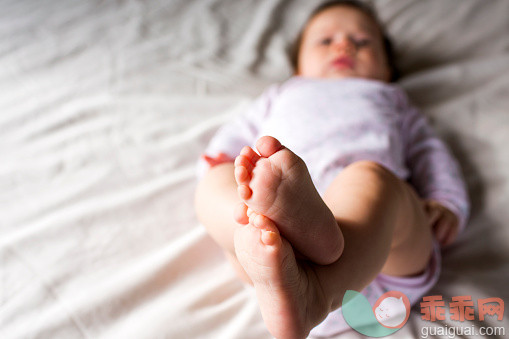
[319,37,332,46]
[352,37,370,47]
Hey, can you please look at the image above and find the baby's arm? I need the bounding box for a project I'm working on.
[402,104,470,246]
[196,84,278,178]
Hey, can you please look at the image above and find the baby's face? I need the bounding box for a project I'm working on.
[296,6,390,82]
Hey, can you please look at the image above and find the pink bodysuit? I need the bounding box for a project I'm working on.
[198,77,469,336]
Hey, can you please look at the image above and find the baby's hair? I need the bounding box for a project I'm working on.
[289,0,400,82]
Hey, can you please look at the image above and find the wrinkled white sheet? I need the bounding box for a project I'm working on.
[1,0,508,338]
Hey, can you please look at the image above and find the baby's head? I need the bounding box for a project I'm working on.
[290,0,398,82]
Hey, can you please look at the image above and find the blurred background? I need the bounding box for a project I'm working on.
[1,1,508,338]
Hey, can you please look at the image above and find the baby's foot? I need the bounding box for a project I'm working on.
[234,213,329,339]
[234,136,343,265]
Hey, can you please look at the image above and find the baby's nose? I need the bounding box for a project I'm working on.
[332,37,355,53]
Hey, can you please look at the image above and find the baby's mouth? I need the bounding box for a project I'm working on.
[331,56,354,69]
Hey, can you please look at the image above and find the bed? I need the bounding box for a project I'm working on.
[1,0,508,338]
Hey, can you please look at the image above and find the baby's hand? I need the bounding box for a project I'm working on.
[202,152,234,167]
[423,199,459,247]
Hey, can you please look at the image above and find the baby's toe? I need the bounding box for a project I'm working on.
[235,154,255,172]
[255,136,284,158]
[237,184,252,200]
[253,215,280,246]
[234,163,250,186]
[246,207,256,222]
[234,217,281,263]
[234,202,249,224]
[240,146,261,164]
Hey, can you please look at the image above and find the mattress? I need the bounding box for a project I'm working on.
[1,0,509,338]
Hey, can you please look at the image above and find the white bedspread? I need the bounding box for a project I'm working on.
[2,0,509,338]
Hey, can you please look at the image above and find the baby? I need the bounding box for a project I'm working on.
[195,1,469,338]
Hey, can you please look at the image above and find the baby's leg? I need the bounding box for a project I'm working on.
[315,160,433,309]
[194,162,252,283]
[234,139,432,338]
